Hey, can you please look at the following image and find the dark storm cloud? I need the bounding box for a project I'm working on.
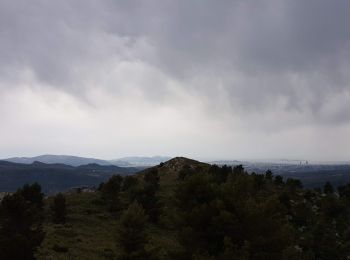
[0,0,350,124]
[0,1,109,90]
[130,0,350,122]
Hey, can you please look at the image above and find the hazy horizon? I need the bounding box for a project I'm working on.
[1,0,350,161]
[2,153,350,165]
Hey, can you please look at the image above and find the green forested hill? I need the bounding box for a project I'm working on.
[1,157,350,259]
[36,158,208,259]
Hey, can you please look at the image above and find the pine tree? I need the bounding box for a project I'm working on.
[116,201,149,260]
[0,184,44,260]
[141,169,161,223]
[323,181,334,194]
[51,193,67,223]
[101,175,123,212]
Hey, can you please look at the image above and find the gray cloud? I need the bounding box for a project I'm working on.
[0,0,349,160]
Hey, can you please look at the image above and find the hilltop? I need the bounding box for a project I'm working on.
[137,157,209,185]
[140,157,350,188]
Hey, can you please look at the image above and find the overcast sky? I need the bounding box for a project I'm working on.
[1,0,350,161]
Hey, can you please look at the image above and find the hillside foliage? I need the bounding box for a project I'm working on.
[1,158,350,259]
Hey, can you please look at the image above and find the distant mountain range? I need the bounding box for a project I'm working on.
[0,160,141,194]
[4,155,172,167]
[4,155,112,167]
[0,155,171,193]
[2,155,349,193]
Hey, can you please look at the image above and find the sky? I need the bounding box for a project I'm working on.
[0,0,350,162]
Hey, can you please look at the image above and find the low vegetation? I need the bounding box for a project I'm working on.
[1,157,350,259]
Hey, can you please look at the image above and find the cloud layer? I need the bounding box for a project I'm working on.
[0,0,349,161]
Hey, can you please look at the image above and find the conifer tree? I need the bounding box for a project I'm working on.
[101,175,123,212]
[323,181,334,194]
[51,193,67,223]
[138,169,161,223]
[0,183,44,260]
[116,201,149,260]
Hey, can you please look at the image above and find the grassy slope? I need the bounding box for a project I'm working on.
[37,193,118,260]
[36,158,206,259]
[37,194,181,260]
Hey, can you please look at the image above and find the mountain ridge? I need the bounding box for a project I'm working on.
[4,155,112,167]
[0,160,141,193]
[4,154,172,167]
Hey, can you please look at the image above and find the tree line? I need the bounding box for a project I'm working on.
[1,163,350,259]
[100,164,350,259]
[0,184,66,259]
